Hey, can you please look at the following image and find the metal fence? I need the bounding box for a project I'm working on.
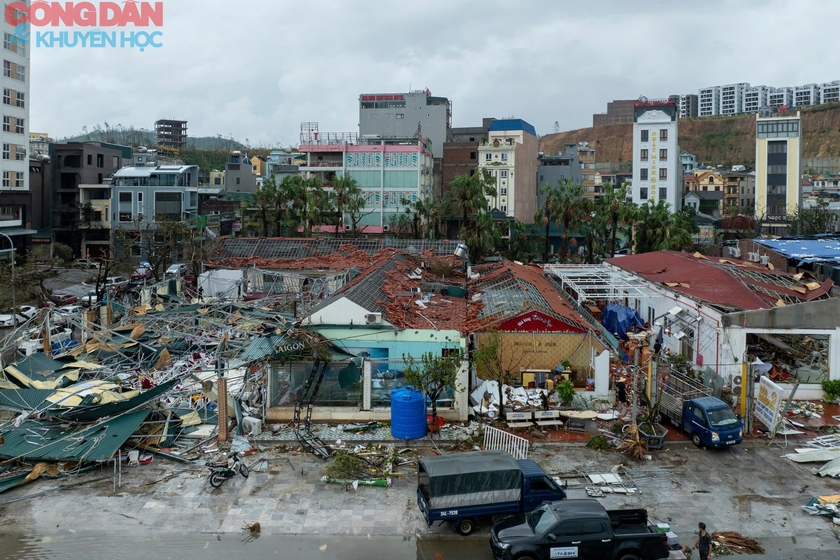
[483,426,529,460]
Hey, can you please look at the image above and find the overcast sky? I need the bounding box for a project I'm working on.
[30,0,840,147]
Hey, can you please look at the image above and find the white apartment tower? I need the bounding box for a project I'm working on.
[743,86,771,114]
[755,111,801,234]
[631,100,681,212]
[721,83,748,115]
[1,3,29,194]
[820,81,840,104]
[699,86,720,117]
[794,84,820,107]
[768,87,793,110]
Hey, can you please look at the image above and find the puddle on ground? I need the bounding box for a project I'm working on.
[0,531,491,560]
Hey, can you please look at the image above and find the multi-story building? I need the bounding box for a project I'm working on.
[537,144,583,209]
[359,90,451,159]
[224,151,256,193]
[265,150,301,182]
[795,84,820,108]
[477,119,538,222]
[631,99,681,212]
[578,142,598,196]
[299,123,434,230]
[78,182,113,258]
[448,117,494,143]
[443,118,495,199]
[208,170,225,186]
[592,100,636,126]
[755,111,801,232]
[1,3,31,257]
[821,81,840,104]
[110,161,199,229]
[154,119,188,153]
[676,94,698,119]
[722,170,756,213]
[743,85,771,114]
[768,87,794,110]
[699,86,721,117]
[29,132,51,157]
[721,83,748,115]
[681,150,697,173]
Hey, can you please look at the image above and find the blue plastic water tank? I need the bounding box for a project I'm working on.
[390,387,427,440]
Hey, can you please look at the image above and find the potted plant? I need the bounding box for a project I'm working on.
[555,379,575,408]
[636,377,668,450]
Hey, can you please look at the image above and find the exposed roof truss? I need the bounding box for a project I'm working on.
[543,265,660,305]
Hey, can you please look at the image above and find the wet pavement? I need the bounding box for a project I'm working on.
[1,440,839,559]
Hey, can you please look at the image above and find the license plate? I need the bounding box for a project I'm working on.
[726,440,737,445]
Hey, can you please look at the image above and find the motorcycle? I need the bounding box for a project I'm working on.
[206,451,249,488]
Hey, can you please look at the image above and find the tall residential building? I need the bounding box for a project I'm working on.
[537,144,583,210]
[477,119,538,222]
[631,100,681,212]
[358,90,451,159]
[821,81,840,104]
[224,151,256,193]
[743,86,771,114]
[577,142,598,197]
[755,111,801,232]
[720,83,748,115]
[699,86,721,117]
[795,84,820,108]
[592,100,636,126]
[443,117,495,198]
[768,87,793,110]
[1,2,32,255]
[299,122,434,230]
[677,94,698,118]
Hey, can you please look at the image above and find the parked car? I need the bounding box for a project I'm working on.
[490,499,670,560]
[41,293,79,307]
[81,290,100,307]
[18,305,38,319]
[105,276,129,290]
[0,313,26,328]
[165,263,188,278]
[75,258,100,269]
[57,304,85,316]
[131,266,153,281]
[418,450,567,535]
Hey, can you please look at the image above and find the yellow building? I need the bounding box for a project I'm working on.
[755,111,801,233]
[251,155,266,177]
[209,170,225,186]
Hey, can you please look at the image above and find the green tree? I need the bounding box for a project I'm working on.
[113,216,190,281]
[330,174,363,237]
[402,350,463,427]
[535,182,559,262]
[633,201,696,253]
[446,170,497,232]
[598,182,635,257]
[505,219,536,262]
[554,179,588,262]
[462,212,501,263]
[473,331,530,422]
[787,201,835,235]
[253,175,276,237]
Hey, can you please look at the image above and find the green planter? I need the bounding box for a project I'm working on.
[638,423,668,450]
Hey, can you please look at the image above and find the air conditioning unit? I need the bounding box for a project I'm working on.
[382,225,391,232]
[344,225,351,231]
[728,246,741,258]
[365,312,383,325]
[747,252,760,262]
[759,255,770,265]
[732,375,743,397]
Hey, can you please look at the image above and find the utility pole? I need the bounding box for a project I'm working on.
[631,348,639,425]
[745,360,756,436]
[0,232,16,328]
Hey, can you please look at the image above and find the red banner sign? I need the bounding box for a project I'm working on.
[496,311,585,333]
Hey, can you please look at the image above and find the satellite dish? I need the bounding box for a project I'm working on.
[638,96,648,104]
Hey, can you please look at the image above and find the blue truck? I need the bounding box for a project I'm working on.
[417,450,567,536]
[654,370,743,448]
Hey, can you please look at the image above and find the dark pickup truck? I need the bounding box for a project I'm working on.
[490,499,669,560]
[418,450,567,536]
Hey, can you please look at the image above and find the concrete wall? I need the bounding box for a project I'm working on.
[513,132,539,223]
[359,92,449,159]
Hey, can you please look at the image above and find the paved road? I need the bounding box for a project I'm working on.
[1,441,838,559]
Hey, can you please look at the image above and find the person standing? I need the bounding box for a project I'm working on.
[615,376,628,416]
[694,522,712,560]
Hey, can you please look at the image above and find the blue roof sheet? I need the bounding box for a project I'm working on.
[488,119,537,137]
[754,238,840,263]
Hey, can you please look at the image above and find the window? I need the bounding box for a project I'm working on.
[660,149,668,161]
[2,88,8,105]
[470,151,476,159]
[660,129,668,140]
[501,153,508,161]
[640,187,648,199]
[3,33,24,56]
[659,188,667,200]
[2,171,8,187]
[96,154,104,168]
[485,153,492,161]
[640,168,648,180]
[87,154,92,165]
[14,117,22,134]
[640,149,648,161]
[500,170,508,178]
[501,187,507,195]
[2,143,7,159]
[137,192,143,202]
[2,116,8,132]
[15,91,23,108]
[640,130,649,142]
[500,204,507,212]
[154,192,182,220]
[14,171,23,187]
[112,156,119,168]
[659,168,667,180]
[236,177,240,185]
[529,477,559,492]
[213,177,221,185]
[15,144,24,160]
[396,113,404,119]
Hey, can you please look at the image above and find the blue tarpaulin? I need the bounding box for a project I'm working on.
[601,303,645,340]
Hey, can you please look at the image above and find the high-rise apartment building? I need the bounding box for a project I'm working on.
[155,119,188,153]
[721,83,748,115]
[755,111,801,233]
[699,86,721,117]
[1,1,32,254]
[743,86,771,114]
[768,88,793,110]
[794,84,820,108]
[820,81,840,104]
[477,119,538,222]
[677,94,698,118]
[631,100,681,212]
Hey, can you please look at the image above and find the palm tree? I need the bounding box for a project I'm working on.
[447,170,497,232]
[462,212,500,262]
[535,182,560,262]
[331,174,362,237]
[634,201,695,253]
[554,179,587,262]
[253,176,275,237]
[598,182,635,257]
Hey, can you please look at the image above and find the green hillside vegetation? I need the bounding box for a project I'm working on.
[540,102,840,167]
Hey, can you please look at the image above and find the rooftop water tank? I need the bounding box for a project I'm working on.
[391,387,427,440]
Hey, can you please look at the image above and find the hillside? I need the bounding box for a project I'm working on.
[59,124,248,150]
[540,102,840,167]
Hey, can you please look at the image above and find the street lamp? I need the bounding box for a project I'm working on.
[0,232,15,328]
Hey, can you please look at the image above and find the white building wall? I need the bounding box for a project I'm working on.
[631,106,681,212]
[820,81,840,104]
[794,84,820,107]
[721,83,748,115]
[478,129,523,217]
[699,86,721,117]
[743,86,770,114]
[768,87,793,109]
[1,6,30,193]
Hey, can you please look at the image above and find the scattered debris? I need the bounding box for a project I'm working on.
[711,531,764,554]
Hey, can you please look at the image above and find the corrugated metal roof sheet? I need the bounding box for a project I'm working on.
[0,409,150,462]
[0,389,54,412]
[488,118,537,137]
[240,334,285,361]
